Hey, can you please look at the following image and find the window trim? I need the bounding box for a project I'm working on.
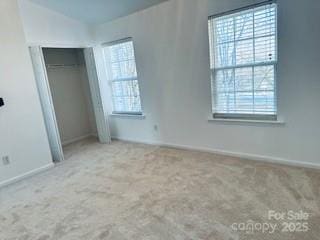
[213,113,277,121]
[209,0,276,20]
[112,111,143,116]
[208,1,278,121]
[102,37,133,47]
[103,37,143,116]
[110,113,146,120]
[208,116,284,125]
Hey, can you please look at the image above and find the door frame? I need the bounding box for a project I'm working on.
[29,46,64,162]
[29,44,110,162]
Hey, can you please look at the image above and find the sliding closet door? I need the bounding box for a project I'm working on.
[29,46,64,162]
[84,48,111,143]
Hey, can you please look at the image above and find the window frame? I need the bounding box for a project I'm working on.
[208,1,278,121]
[103,37,143,116]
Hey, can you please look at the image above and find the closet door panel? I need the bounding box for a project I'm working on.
[84,48,111,144]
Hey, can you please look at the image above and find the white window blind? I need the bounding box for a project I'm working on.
[208,3,277,119]
[104,39,142,114]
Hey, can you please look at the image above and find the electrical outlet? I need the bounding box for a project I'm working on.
[2,156,10,166]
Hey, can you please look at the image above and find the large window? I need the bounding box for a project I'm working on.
[208,3,277,120]
[103,38,142,115]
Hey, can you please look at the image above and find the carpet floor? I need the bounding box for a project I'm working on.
[0,138,319,240]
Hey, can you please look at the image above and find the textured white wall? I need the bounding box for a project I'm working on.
[94,0,320,166]
[18,0,93,46]
[0,0,52,184]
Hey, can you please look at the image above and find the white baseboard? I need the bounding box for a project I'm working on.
[0,163,55,189]
[111,136,320,170]
[62,134,95,146]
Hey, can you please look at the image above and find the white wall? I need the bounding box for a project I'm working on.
[94,0,320,167]
[0,0,53,185]
[43,49,96,144]
[18,0,93,46]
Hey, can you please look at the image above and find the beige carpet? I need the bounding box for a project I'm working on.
[0,138,319,240]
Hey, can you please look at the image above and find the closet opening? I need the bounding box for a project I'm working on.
[30,46,110,163]
[44,48,97,153]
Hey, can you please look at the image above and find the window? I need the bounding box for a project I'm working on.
[208,3,277,120]
[103,38,142,115]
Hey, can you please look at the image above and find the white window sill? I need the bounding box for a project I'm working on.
[208,117,285,125]
[109,113,146,119]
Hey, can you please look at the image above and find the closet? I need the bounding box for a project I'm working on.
[42,48,97,146]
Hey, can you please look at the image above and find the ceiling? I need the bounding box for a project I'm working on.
[29,0,168,24]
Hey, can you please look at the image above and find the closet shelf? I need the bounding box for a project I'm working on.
[46,64,81,69]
